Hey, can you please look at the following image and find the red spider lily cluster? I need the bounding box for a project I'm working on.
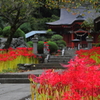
[44,42,50,52]
[76,46,100,64]
[0,47,39,72]
[29,47,100,100]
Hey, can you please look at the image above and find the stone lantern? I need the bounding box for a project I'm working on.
[86,36,93,49]
[32,35,38,54]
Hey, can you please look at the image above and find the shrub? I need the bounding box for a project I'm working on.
[27,41,33,47]
[37,41,58,54]
[20,23,32,33]
[48,41,58,54]
[93,43,100,47]
[51,34,66,49]
[2,26,25,38]
[37,41,44,54]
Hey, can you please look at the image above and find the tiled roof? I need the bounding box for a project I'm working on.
[46,8,100,25]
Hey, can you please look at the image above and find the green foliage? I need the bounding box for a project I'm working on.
[48,41,58,54]
[50,14,59,22]
[3,26,25,38]
[51,34,63,41]
[45,29,54,40]
[93,43,100,47]
[30,17,49,30]
[58,40,66,47]
[2,26,10,37]
[2,68,18,73]
[0,27,3,35]
[38,36,47,41]
[27,41,33,47]
[39,7,59,17]
[20,23,32,33]
[37,41,44,54]
[60,40,66,46]
[0,17,5,29]
[37,41,58,54]
[29,13,59,30]
[51,34,66,49]
[14,28,25,38]
[98,35,100,42]
[81,18,94,31]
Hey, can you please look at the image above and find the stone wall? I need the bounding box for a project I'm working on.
[0,37,27,49]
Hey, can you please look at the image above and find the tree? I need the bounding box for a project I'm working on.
[81,18,94,31]
[3,26,25,38]
[0,0,42,49]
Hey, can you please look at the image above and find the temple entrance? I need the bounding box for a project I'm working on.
[74,29,88,48]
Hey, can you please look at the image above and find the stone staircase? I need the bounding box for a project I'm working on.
[34,55,72,69]
[48,55,71,63]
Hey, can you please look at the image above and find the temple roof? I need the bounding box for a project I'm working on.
[46,8,100,25]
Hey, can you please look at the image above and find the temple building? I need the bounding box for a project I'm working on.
[46,8,100,48]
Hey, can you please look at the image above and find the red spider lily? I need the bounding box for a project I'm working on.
[28,74,39,83]
[0,47,39,72]
[62,91,82,100]
[44,42,48,44]
[29,54,100,99]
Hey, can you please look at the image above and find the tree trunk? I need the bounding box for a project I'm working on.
[3,26,16,49]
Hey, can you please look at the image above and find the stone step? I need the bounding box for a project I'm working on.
[49,55,72,59]
[48,59,69,62]
[0,78,29,83]
[18,63,67,70]
[49,55,72,58]
[48,55,72,63]
[0,74,39,83]
[0,74,28,78]
[34,63,66,69]
[0,69,66,83]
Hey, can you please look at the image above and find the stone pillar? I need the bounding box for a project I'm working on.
[32,36,38,54]
[86,36,93,49]
[71,33,74,48]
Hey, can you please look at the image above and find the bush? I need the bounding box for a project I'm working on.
[48,41,58,54]
[51,34,66,49]
[37,41,58,54]
[20,23,32,33]
[2,26,25,38]
[93,43,100,47]
[27,41,33,47]
[37,41,44,54]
